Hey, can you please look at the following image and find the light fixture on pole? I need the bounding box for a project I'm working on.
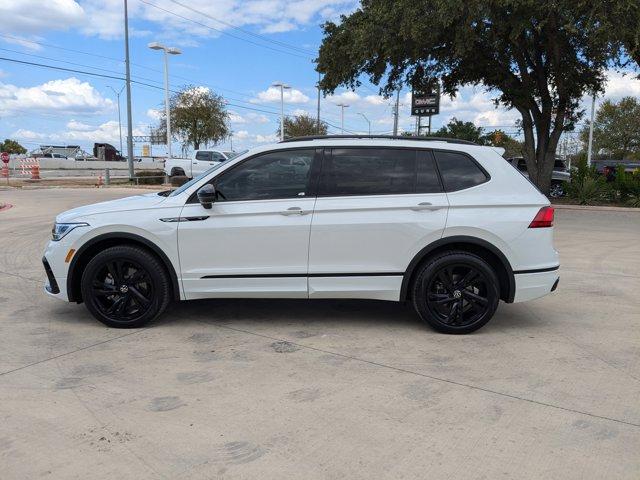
[357,112,371,135]
[107,85,125,156]
[148,42,181,159]
[272,82,290,141]
[337,103,349,133]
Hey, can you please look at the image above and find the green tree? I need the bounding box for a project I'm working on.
[158,86,229,150]
[316,1,640,193]
[0,139,27,154]
[431,118,485,143]
[279,113,328,138]
[483,130,524,158]
[580,97,640,159]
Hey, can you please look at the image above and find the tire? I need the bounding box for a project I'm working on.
[549,182,565,198]
[80,245,171,328]
[170,167,186,177]
[411,251,500,334]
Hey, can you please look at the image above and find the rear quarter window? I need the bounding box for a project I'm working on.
[434,151,489,191]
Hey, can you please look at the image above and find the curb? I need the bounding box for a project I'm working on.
[553,203,640,213]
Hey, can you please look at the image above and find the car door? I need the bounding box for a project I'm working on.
[307,147,449,300]
[178,148,320,299]
[192,151,213,176]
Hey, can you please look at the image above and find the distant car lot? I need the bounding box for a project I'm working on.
[0,188,639,479]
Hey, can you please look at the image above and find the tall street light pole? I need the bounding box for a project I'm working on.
[392,89,400,136]
[107,85,125,155]
[123,0,134,180]
[149,42,182,159]
[586,93,596,167]
[337,103,349,133]
[357,113,371,135]
[272,82,290,141]
[316,72,322,134]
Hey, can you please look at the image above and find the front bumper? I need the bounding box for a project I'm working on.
[512,268,559,303]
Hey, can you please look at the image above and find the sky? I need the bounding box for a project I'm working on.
[1,0,640,157]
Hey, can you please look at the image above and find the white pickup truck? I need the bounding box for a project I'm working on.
[164,150,236,178]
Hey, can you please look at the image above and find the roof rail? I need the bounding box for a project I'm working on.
[279,134,478,146]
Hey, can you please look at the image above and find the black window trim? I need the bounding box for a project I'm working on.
[186,147,323,204]
[431,148,491,193]
[317,146,444,198]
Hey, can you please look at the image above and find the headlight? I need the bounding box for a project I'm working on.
[51,222,89,241]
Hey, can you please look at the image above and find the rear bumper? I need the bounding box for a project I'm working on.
[512,266,559,302]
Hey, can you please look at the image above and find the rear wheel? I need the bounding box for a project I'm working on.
[81,245,171,328]
[549,181,565,198]
[412,251,500,334]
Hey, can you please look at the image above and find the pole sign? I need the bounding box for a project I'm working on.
[411,89,440,116]
[1,152,9,164]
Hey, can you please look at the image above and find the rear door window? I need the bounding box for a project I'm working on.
[319,148,416,196]
[434,151,489,191]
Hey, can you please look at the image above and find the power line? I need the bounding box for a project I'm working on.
[165,0,315,56]
[138,0,312,60]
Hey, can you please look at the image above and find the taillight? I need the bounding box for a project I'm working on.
[529,206,554,228]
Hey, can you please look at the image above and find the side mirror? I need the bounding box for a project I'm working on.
[197,184,216,209]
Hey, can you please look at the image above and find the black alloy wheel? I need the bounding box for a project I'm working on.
[81,245,170,328]
[412,251,500,334]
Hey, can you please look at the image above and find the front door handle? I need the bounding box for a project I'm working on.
[411,202,444,211]
[280,206,306,216]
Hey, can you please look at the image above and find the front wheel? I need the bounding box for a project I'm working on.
[411,251,500,334]
[81,245,171,328]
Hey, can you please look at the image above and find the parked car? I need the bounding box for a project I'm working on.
[43,136,559,334]
[505,157,570,197]
[164,150,237,178]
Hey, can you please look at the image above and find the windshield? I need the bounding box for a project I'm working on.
[168,162,227,197]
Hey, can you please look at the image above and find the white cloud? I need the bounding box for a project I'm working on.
[12,120,145,147]
[66,120,94,131]
[146,108,163,121]
[600,70,640,100]
[0,0,357,43]
[0,77,113,116]
[251,86,310,104]
[255,133,279,143]
[0,0,84,35]
[228,110,246,123]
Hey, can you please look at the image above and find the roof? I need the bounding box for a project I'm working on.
[279,135,477,145]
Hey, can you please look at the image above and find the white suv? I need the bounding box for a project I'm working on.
[43,136,559,334]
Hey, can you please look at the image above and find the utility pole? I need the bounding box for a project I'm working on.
[149,42,181,160]
[272,82,290,141]
[586,93,596,167]
[316,71,321,134]
[107,85,125,155]
[123,0,134,180]
[337,103,349,133]
[358,113,371,135]
[392,89,400,136]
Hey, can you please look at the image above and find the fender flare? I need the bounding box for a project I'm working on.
[399,235,516,302]
[67,232,181,302]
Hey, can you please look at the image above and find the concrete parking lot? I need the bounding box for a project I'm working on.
[0,188,639,479]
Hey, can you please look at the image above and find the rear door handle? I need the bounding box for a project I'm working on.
[411,202,444,211]
[280,206,307,216]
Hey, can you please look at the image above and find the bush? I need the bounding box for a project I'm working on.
[135,169,166,185]
[567,176,608,205]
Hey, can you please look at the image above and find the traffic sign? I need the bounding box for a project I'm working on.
[1,152,9,164]
[411,88,440,116]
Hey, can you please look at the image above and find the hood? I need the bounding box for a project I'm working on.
[56,192,166,222]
